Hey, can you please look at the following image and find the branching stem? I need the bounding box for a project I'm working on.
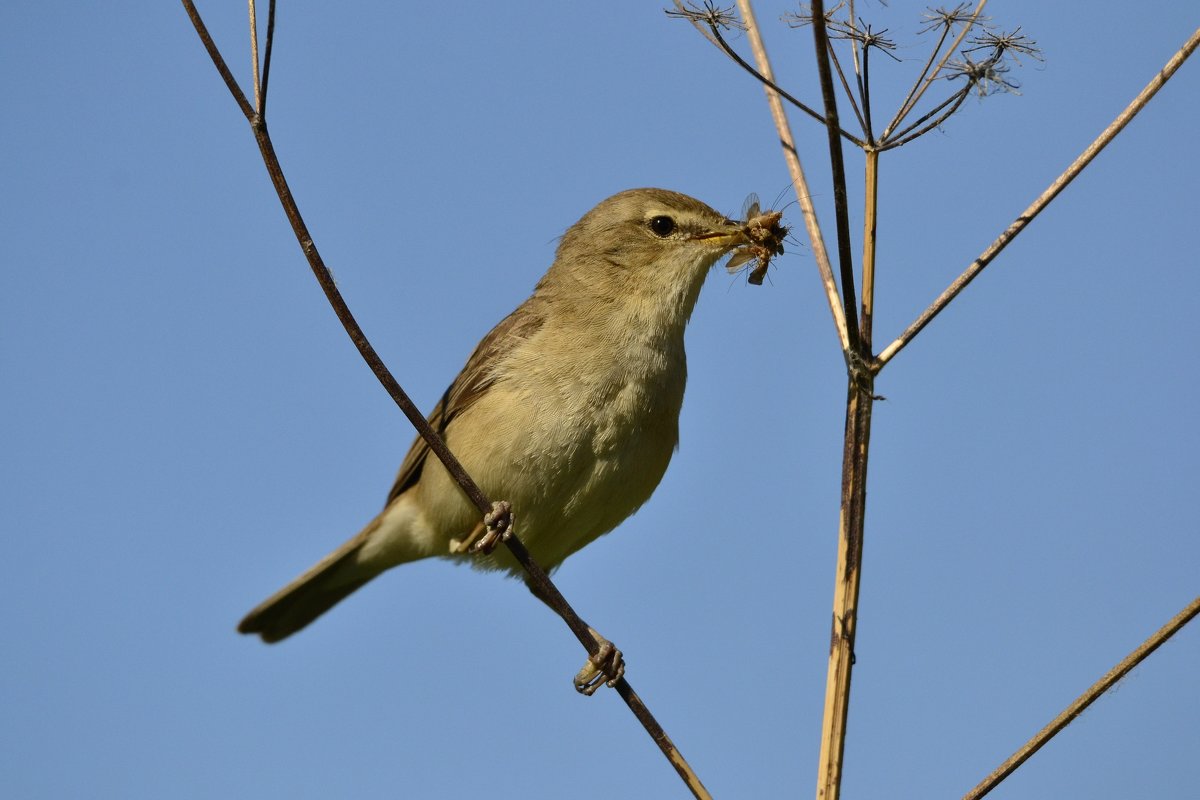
[882,0,989,141]
[875,24,1200,369]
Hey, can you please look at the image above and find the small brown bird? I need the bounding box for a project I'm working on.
[238,188,760,688]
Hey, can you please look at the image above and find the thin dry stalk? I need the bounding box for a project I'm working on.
[846,0,861,77]
[884,19,951,140]
[181,3,711,796]
[881,86,970,151]
[259,0,276,116]
[860,150,878,343]
[735,0,851,354]
[808,0,861,353]
[735,5,875,798]
[815,382,873,800]
[964,595,1200,800]
[247,0,261,113]
[825,40,868,137]
[806,4,875,796]
[875,24,1200,369]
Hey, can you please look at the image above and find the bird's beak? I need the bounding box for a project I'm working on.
[689,220,749,252]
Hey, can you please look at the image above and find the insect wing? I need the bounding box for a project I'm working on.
[741,193,761,223]
[726,248,756,273]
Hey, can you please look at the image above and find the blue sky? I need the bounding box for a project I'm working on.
[2,2,1197,798]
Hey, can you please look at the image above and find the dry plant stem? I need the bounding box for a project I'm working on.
[875,24,1200,369]
[805,5,875,800]
[735,0,851,354]
[881,0,988,141]
[259,0,276,116]
[846,0,861,78]
[808,0,861,354]
[859,151,878,343]
[817,381,874,800]
[858,42,873,142]
[964,595,1200,800]
[180,3,711,797]
[247,0,260,112]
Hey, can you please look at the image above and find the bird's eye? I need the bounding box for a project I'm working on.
[648,215,676,237]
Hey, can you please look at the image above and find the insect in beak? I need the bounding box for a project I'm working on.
[726,193,789,285]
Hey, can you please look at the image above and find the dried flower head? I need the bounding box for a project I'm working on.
[665,0,745,31]
[784,1,848,32]
[784,6,898,60]
[964,28,1043,64]
[918,3,989,34]
[851,21,901,62]
[945,56,1022,96]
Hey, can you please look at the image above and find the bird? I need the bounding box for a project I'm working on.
[238,188,762,690]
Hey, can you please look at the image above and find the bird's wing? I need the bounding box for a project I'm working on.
[384,303,544,507]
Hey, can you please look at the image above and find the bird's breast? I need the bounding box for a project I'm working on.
[464,326,688,569]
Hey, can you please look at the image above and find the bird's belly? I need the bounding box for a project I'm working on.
[423,368,683,574]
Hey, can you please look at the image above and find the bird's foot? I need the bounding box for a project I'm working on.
[574,628,625,696]
[467,500,513,556]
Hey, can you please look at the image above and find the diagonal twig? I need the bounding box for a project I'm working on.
[875,24,1200,369]
[247,0,261,113]
[880,85,970,151]
[260,0,276,115]
[964,595,1200,800]
[181,2,712,796]
[825,39,869,139]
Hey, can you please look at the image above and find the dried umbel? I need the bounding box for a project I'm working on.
[727,194,790,285]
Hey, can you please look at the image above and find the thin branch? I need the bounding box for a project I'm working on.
[734,0,851,353]
[875,24,1200,369]
[181,0,254,119]
[706,16,865,146]
[884,19,951,139]
[881,0,988,142]
[858,36,873,143]
[260,0,276,116]
[180,3,712,796]
[248,0,261,113]
[825,40,869,139]
[964,595,1200,800]
[889,85,969,141]
[708,23,827,127]
[846,0,862,80]
[859,151,878,343]
[808,0,862,355]
[879,86,970,151]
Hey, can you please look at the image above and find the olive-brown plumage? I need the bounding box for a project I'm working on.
[238,189,749,644]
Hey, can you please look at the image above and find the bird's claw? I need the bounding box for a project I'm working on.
[574,630,624,696]
[469,501,513,555]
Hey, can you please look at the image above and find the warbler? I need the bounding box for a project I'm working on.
[238,188,762,689]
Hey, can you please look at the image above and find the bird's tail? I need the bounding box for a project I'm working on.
[238,517,387,644]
